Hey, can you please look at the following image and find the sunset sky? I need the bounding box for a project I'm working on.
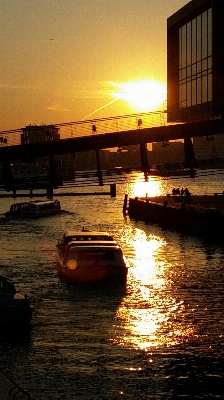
[0,0,189,131]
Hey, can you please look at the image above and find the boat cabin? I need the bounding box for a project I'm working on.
[59,230,116,248]
[5,199,61,219]
[9,200,60,213]
[64,243,126,269]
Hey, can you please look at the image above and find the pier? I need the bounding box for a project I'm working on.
[127,193,224,243]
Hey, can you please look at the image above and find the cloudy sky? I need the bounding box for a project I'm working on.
[0,0,189,131]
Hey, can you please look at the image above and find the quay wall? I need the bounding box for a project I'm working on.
[128,197,224,242]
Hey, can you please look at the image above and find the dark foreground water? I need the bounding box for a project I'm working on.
[1,170,224,399]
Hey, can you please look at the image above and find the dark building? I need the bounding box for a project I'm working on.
[21,125,60,144]
[167,0,224,123]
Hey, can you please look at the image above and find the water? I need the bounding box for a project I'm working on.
[1,170,224,399]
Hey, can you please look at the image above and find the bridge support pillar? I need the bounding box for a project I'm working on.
[95,149,103,186]
[2,162,13,191]
[47,184,54,199]
[49,154,59,188]
[184,135,197,178]
[139,143,150,176]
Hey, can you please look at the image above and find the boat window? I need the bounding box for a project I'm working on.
[64,235,114,243]
[76,249,119,262]
[68,247,123,263]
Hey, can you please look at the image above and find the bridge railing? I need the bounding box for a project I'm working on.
[57,110,167,140]
[0,109,167,147]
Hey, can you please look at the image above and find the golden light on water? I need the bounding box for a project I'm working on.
[128,174,167,198]
[111,79,167,112]
[110,228,197,351]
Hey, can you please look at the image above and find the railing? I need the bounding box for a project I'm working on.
[0,109,168,147]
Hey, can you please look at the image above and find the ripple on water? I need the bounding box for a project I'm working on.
[1,175,224,399]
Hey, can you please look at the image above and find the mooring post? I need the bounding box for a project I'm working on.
[95,149,103,186]
[110,183,116,197]
[123,193,128,214]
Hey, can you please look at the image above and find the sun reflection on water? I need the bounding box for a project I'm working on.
[127,173,169,198]
[110,227,196,351]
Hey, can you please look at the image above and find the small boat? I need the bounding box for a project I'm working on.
[56,231,128,284]
[0,276,33,326]
[5,199,61,219]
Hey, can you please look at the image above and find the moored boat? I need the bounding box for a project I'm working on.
[56,231,128,284]
[5,199,61,219]
[0,276,33,326]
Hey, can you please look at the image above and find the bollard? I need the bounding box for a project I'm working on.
[110,183,116,197]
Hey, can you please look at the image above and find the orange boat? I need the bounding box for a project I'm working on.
[56,231,128,284]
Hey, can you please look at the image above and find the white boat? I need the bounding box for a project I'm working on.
[0,276,33,326]
[56,231,128,284]
[5,199,61,219]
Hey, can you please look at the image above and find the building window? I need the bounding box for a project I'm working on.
[179,7,212,109]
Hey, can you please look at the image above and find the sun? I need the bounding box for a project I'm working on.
[111,79,166,112]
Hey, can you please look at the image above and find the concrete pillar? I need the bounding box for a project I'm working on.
[139,143,150,174]
[95,149,103,186]
[49,154,58,189]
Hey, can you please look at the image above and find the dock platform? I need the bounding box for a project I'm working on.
[127,194,224,242]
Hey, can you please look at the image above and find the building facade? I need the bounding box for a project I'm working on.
[167,0,224,123]
[21,125,60,144]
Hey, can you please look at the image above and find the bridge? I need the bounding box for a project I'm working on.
[0,110,224,194]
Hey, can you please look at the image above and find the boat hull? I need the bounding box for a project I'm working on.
[56,231,128,284]
[0,298,33,326]
[5,209,61,219]
[0,306,33,325]
[56,261,127,284]
[0,276,33,326]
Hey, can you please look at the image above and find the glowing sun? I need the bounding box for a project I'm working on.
[111,80,166,112]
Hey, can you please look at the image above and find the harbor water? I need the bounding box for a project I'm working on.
[1,170,224,399]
